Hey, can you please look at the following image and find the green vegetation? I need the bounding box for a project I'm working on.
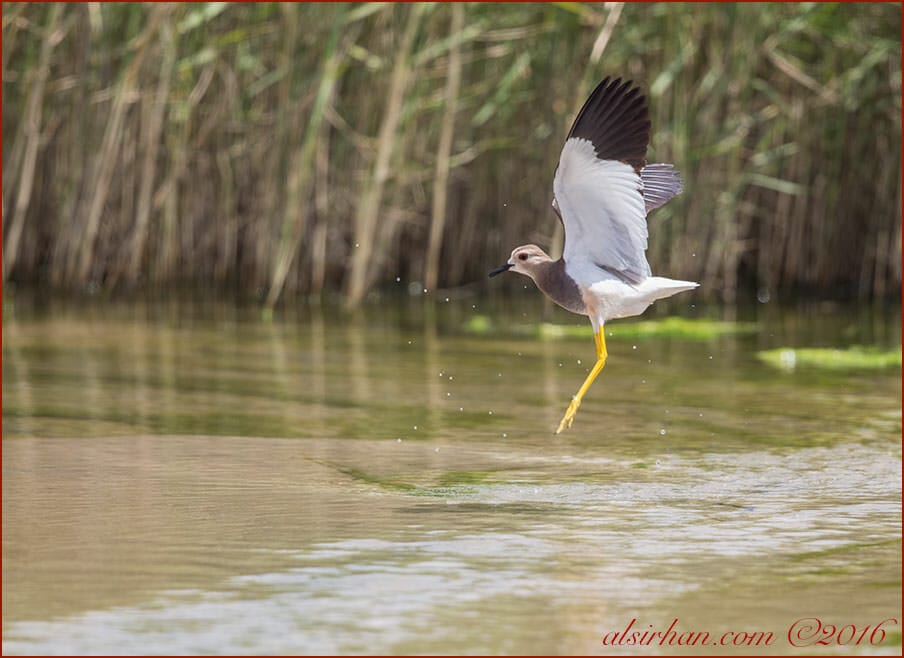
[541,317,758,341]
[757,346,902,371]
[464,314,495,335]
[466,314,756,341]
[323,461,418,493]
[317,463,499,496]
[787,538,902,562]
[437,470,494,486]
[2,3,900,306]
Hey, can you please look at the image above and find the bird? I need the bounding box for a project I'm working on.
[489,76,698,434]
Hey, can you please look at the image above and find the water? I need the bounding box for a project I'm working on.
[3,293,901,655]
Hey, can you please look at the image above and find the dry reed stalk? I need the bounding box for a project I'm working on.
[215,148,236,284]
[424,2,464,292]
[118,6,176,285]
[344,4,424,308]
[72,8,161,285]
[265,7,347,309]
[3,3,61,279]
[309,120,332,296]
[152,63,214,282]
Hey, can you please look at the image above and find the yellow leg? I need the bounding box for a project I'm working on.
[556,328,608,433]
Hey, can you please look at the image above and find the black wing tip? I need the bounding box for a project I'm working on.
[566,75,651,171]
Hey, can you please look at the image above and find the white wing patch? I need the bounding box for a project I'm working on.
[553,138,650,282]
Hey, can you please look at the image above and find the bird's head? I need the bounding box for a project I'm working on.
[488,244,552,279]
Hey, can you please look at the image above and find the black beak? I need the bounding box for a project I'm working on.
[488,263,514,278]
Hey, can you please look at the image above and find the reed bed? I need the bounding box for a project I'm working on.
[2,2,900,306]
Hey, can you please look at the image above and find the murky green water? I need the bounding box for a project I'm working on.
[3,293,901,655]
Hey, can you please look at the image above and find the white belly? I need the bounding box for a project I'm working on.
[581,279,653,321]
[568,260,699,323]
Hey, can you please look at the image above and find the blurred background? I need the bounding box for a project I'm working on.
[2,2,901,307]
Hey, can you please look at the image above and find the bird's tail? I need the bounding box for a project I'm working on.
[640,276,699,302]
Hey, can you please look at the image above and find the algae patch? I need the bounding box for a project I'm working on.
[465,315,756,341]
[758,346,902,372]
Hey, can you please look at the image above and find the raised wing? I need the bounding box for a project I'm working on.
[553,77,652,282]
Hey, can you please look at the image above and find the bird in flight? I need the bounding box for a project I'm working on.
[489,76,698,433]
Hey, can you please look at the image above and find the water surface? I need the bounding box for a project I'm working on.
[3,294,901,654]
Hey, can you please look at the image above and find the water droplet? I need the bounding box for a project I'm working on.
[780,350,796,369]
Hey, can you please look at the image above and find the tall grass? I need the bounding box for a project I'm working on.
[2,2,900,306]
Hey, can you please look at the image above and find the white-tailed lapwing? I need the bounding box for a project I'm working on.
[489,76,698,433]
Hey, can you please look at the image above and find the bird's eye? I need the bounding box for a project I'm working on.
[518,253,529,261]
